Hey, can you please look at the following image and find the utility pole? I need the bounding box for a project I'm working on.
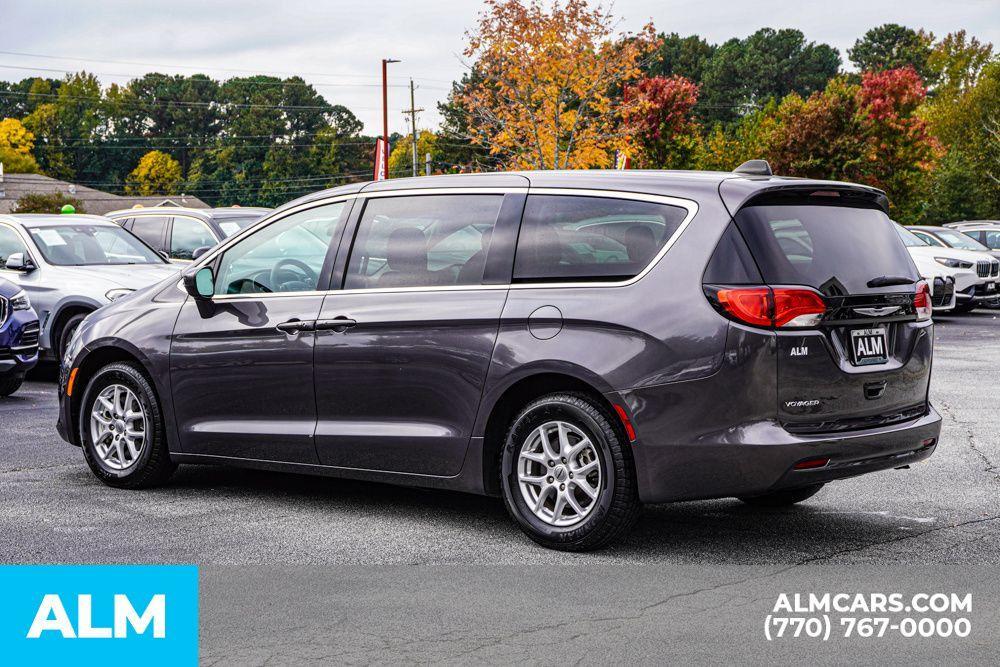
[401,79,424,177]
[381,58,400,179]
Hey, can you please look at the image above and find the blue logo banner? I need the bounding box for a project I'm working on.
[0,565,198,665]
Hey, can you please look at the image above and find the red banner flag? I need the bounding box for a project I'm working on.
[373,137,388,181]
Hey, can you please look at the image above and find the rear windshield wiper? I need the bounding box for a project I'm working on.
[867,275,917,288]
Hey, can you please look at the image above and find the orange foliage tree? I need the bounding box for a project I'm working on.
[460,0,657,170]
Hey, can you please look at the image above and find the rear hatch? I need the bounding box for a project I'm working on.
[708,190,932,434]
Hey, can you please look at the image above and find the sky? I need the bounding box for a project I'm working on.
[2,0,998,135]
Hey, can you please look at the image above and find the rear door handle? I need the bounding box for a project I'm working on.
[315,317,357,332]
[276,319,316,333]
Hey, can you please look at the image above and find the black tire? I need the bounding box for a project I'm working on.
[738,483,825,507]
[0,375,24,397]
[56,312,88,362]
[79,361,176,488]
[500,392,641,551]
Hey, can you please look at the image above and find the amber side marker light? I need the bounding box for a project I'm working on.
[794,457,830,470]
[66,368,79,397]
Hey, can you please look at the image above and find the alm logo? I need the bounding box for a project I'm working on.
[1,565,197,666]
[27,593,166,639]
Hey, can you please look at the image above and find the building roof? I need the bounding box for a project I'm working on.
[0,172,209,215]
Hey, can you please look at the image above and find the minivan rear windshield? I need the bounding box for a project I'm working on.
[734,204,918,296]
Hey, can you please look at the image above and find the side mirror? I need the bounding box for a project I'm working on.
[183,266,216,299]
[5,253,34,272]
[191,246,212,261]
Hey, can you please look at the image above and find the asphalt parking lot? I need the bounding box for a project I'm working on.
[2,313,999,663]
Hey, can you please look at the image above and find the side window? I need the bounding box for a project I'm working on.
[129,216,168,250]
[984,231,1000,250]
[0,225,29,266]
[170,217,217,260]
[344,194,504,289]
[512,195,688,282]
[913,231,943,247]
[214,202,345,295]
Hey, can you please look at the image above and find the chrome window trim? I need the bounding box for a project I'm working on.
[197,187,698,302]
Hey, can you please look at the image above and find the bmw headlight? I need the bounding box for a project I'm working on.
[105,288,134,302]
[10,290,31,311]
[934,257,973,269]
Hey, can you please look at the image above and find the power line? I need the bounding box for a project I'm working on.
[0,89,400,112]
[0,49,454,85]
[0,63,450,91]
[30,141,378,151]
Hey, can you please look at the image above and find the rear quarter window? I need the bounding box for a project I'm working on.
[512,195,689,282]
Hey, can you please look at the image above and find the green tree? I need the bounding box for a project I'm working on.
[0,117,40,173]
[922,148,989,223]
[436,69,499,171]
[645,33,716,83]
[388,129,442,176]
[848,24,935,80]
[699,28,841,124]
[13,192,85,214]
[926,30,994,99]
[126,150,183,195]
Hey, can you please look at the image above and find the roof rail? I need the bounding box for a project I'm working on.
[733,159,773,176]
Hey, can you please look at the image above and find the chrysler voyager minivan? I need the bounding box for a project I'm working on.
[57,165,941,551]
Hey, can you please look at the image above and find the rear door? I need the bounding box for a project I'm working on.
[311,190,521,475]
[732,196,931,432]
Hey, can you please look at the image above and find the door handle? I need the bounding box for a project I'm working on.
[315,316,357,332]
[276,319,315,333]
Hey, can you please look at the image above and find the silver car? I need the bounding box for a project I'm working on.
[0,214,180,360]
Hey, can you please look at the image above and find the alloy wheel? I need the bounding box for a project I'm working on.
[90,384,147,471]
[517,420,603,527]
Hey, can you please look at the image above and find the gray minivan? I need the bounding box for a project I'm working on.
[57,167,941,551]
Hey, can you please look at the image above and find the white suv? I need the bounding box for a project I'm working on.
[895,225,998,313]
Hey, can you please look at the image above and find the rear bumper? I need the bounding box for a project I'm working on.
[628,404,941,503]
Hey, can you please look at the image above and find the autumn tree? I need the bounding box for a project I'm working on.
[0,117,40,173]
[126,150,183,195]
[623,75,701,168]
[388,130,443,176]
[460,0,657,169]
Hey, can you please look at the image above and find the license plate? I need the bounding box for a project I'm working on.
[850,327,888,366]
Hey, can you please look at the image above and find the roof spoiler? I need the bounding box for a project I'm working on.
[733,159,773,176]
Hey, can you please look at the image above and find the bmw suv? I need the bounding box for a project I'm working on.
[57,167,941,551]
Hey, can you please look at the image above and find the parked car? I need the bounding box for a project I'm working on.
[895,224,998,313]
[942,221,1000,256]
[106,206,272,263]
[0,214,181,361]
[58,167,941,551]
[0,276,39,397]
[907,225,1000,261]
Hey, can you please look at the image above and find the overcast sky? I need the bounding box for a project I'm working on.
[3,0,998,135]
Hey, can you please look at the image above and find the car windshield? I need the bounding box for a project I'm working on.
[935,229,990,251]
[27,224,164,266]
[895,225,928,247]
[217,215,265,238]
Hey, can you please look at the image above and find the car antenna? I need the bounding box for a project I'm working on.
[733,159,773,176]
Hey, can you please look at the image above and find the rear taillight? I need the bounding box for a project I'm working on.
[914,281,932,321]
[712,286,826,328]
[716,287,771,327]
[772,288,827,327]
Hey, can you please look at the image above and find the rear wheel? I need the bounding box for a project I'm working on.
[79,362,176,488]
[738,483,824,507]
[0,375,24,397]
[500,393,641,551]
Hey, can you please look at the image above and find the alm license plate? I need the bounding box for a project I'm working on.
[850,327,889,366]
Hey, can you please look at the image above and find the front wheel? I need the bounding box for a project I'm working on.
[79,361,176,488]
[738,483,824,507]
[500,393,641,551]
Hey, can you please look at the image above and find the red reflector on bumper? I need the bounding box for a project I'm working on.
[794,457,830,470]
[613,404,637,442]
[920,438,936,448]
